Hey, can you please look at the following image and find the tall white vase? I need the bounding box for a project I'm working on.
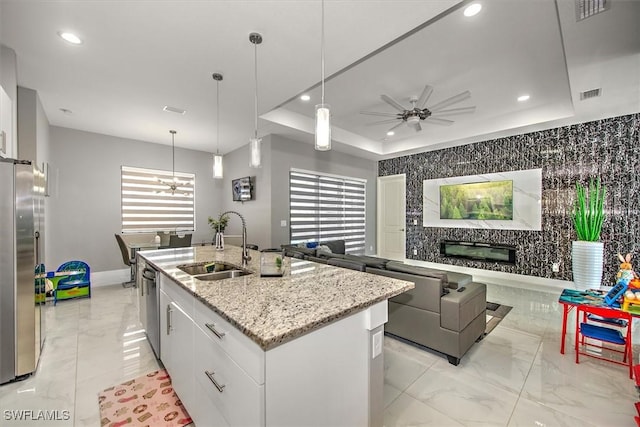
[572,241,604,290]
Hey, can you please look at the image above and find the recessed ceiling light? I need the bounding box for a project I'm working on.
[463,3,482,17]
[300,94,311,101]
[517,94,530,102]
[386,131,395,136]
[58,31,83,45]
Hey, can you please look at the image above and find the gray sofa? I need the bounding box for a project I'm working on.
[367,261,486,365]
[282,241,487,365]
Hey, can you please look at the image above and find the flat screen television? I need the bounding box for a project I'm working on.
[439,180,513,220]
[232,176,253,201]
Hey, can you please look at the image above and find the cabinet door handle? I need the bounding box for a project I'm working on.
[205,323,226,339]
[166,304,173,335]
[205,370,225,393]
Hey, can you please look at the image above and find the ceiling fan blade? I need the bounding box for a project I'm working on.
[428,90,471,112]
[365,118,400,126]
[381,94,408,112]
[412,122,422,132]
[387,121,406,132]
[360,111,399,117]
[430,106,476,116]
[424,117,454,126]
[417,85,434,109]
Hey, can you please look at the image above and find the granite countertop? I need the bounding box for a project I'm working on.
[138,245,414,351]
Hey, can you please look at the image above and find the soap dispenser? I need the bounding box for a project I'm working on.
[154,233,161,245]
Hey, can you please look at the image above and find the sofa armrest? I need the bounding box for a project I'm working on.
[440,282,486,332]
[367,267,444,313]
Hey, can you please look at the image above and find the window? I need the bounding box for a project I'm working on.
[121,166,195,233]
[289,169,366,254]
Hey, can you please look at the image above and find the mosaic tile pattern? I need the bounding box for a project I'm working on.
[378,113,640,283]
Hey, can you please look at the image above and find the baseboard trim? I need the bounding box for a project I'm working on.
[91,269,132,287]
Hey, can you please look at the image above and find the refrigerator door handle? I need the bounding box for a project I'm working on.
[34,231,40,265]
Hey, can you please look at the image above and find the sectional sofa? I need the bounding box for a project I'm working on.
[282,242,487,365]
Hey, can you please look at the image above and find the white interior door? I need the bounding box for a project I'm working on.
[377,174,406,260]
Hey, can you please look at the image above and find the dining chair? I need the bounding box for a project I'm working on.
[575,304,632,378]
[168,233,192,248]
[115,233,135,287]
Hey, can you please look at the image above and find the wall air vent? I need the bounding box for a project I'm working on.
[580,88,602,100]
[576,0,610,21]
[162,105,186,115]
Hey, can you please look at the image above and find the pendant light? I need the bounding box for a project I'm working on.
[158,130,188,195]
[212,73,224,179]
[249,32,262,168]
[315,0,331,151]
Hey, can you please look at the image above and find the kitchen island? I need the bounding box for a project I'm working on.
[137,245,413,427]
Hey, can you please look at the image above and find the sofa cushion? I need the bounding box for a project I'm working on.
[322,240,345,255]
[444,271,472,289]
[343,254,390,270]
[281,245,317,258]
[316,244,333,255]
[385,261,449,285]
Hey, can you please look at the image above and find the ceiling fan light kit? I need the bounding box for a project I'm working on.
[212,73,224,179]
[315,0,331,151]
[249,32,263,168]
[361,84,475,137]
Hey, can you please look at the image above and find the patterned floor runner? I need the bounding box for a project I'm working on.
[98,369,192,427]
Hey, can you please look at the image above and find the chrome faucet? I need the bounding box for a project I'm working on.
[217,211,251,268]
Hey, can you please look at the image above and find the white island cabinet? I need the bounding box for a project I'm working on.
[144,246,413,427]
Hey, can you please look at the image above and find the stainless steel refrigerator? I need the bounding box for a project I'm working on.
[0,157,46,384]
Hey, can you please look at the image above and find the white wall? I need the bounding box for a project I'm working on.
[49,126,223,272]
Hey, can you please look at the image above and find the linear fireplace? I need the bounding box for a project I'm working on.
[440,240,516,264]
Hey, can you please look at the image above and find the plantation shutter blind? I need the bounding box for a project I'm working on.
[121,166,195,233]
[289,170,366,254]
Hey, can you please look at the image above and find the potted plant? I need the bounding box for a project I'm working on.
[208,214,229,249]
[208,214,229,233]
[571,178,606,290]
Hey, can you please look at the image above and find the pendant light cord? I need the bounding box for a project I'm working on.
[217,81,220,154]
[170,130,176,179]
[321,0,325,105]
[254,38,259,139]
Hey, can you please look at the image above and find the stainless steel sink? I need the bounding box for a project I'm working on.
[177,261,239,275]
[194,270,251,281]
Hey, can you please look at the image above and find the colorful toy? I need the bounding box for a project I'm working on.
[616,253,637,287]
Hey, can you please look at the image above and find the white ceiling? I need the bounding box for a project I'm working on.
[1,0,639,160]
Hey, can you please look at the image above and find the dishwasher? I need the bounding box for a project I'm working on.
[141,264,160,359]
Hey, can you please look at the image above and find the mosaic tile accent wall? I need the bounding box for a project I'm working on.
[378,113,640,283]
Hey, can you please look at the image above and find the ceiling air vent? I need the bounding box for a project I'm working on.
[576,0,610,21]
[580,88,601,100]
[162,105,186,115]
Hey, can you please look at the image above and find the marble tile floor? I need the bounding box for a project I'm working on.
[384,283,640,427]
[1,282,639,426]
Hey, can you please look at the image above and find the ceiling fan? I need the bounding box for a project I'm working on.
[361,85,475,135]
